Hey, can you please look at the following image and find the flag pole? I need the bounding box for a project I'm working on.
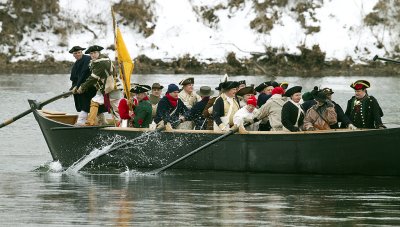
[111,7,131,102]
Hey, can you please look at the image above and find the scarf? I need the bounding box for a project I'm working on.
[165,93,178,107]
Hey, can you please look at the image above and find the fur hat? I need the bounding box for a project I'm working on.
[313,90,328,102]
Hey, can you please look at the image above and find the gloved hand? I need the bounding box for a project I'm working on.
[219,123,228,131]
[165,123,173,131]
[348,124,357,130]
[243,117,254,124]
[238,124,249,134]
[71,86,78,94]
[76,87,83,94]
[307,127,316,131]
[230,124,239,132]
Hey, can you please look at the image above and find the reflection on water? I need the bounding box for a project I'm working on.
[1,74,400,225]
[0,171,399,226]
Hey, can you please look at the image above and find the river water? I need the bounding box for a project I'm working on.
[0,74,399,226]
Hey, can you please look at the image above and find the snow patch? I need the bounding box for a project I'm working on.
[6,0,398,63]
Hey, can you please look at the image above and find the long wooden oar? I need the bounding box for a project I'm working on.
[0,91,73,128]
[373,55,400,64]
[148,122,253,175]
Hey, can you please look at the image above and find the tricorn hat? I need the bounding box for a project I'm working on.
[350,80,370,90]
[151,83,164,90]
[85,45,104,54]
[196,86,214,97]
[236,86,256,96]
[69,46,85,54]
[215,82,224,91]
[221,81,240,91]
[284,86,302,97]
[179,77,194,86]
[238,80,246,86]
[255,82,268,93]
[131,85,151,94]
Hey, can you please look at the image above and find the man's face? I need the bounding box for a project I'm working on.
[246,104,256,113]
[136,92,146,101]
[225,87,237,97]
[169,91,179,98]
[183,84,194,93]
[243,94,252,102]
[264,86,274,95]
[90,51,100,60]
[152,88,162,97]
[355,89,366,99]
[291,92,302,103]
[73,50,83,60]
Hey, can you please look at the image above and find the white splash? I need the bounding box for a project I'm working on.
[65,143,114,174]
[48,160,63,172]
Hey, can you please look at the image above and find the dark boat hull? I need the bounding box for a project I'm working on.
[31,105,400,176]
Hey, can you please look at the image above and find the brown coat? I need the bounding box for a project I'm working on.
[304,105,337,130]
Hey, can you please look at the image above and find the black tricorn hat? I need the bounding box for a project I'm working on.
[238,80,246,86]
[284,86,302,97]
[179,77,194,86]
[221,81,240,91]
[151,83,164,90]
[236,86,256,96]
[69,46,85,54]
[131,85,151,94]
[215,82,224,91]
[85,45,104,54]
[196,86,214,96]
[255,82,267,93]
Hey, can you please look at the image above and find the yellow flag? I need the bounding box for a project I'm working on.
[116,27,134,100]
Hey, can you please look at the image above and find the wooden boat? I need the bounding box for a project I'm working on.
[29,100,400,176]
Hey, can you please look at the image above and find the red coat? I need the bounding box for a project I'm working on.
[118,98,138,120]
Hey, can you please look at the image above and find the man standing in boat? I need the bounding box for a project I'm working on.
[69,46,96,125]
[178,77,201,129]
[155,84,189,130]
[344,80,385,129]
[213,81,240,132]
[281,86,304,132]
[76,45,120,126]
